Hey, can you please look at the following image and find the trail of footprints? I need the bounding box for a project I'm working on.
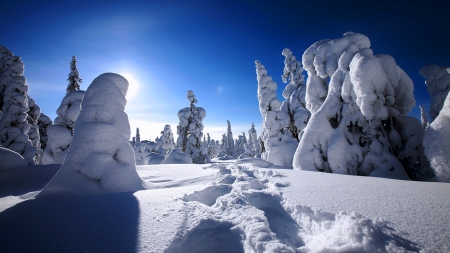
[165,164,419,253]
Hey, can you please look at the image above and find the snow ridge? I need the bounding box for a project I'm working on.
[164,163,419,252]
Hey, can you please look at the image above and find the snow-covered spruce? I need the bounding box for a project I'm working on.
[38,73,143,196]
[176,90,210,163]
[66,56,82,94]
[0,45,36,165]
[255,60,297,166]
[423,90,450,182]
[226,120,236,157]
[26,97,41,162]
[37,113,52,152]
[42,90,84,164]
[235,132,247,157]
[293,32,426,180]
[280,48,310,140]
[248,122,261,156]
[419,65,450,122]
[160,124,175,151]
[136,127,141,143]
[419,105,430,130]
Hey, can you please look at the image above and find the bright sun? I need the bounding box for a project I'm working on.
[120,72,139,100]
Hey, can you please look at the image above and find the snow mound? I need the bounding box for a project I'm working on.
[143,152,165,165]
[0,147,27,172]
[38,73,143,197]
[162,148,192,164]
[41,125,72,165]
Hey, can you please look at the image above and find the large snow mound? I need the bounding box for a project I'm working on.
[38,73,143,197]
[162,148,192,164]
[0,147,27,172]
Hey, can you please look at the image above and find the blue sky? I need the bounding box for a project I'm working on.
[1,0,448,141]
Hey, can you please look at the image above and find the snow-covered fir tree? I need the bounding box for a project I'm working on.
[255,60,298,166]
[419,105,429,130]
[136,127,141,143]
[0,45,36,165]
[176,90,209,163]
[37,113,52,152]
[161,124,175,151]
[131,137,136,147]
[226,120,235,157]
[38,73,143,196]
[26,97,41,163]
[42,89,84,164]
[423,90,450,182]
[248,122,261,156]
[66,56,82,94]
[419,65,450,122]
[293,32,425,180]
[280,48,310,140]
[235,132,247,157]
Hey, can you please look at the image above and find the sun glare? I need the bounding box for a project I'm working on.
[120,72,139,100]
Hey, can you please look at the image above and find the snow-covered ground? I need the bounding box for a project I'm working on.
[0,159,449,252]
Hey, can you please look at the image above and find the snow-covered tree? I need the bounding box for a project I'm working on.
[0,45,36,165]
[38,73,143,196]
[293,32,418,180]
[248,122,261,156]
[42,90,84,164]
[226,120,235,157]
[423,91,450,182]
[136,127,141,143]
[131,137,136,147]
[161,124,175,151]
[419,105,429,130]
[176,90,209,163]
[37,113,52,152]
[27,97,41,163]
[419,65,450,122]
[280,48,310,140]
[235,132,247,157]
[66,56,82,94]
[255,60,298,166]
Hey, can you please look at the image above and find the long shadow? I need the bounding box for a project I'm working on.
[0,165,60,198]
[0,192,140,252]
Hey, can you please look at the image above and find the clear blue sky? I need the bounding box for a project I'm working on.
[1,0,448,141]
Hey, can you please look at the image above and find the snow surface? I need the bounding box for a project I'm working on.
[1,159,449,252]
[0,147,27,172]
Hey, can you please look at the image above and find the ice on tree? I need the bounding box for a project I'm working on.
[37,113,52,154]
[42,90,85,164]
[0,45,36,165]
[226,120,235,157]
[38,73,143,196]
[293,32,417,179]
[176,90,210,163]
[280,48,310,140]
[423,83,450,182]
[419,65,450,121]
[255,60,297,166]
[419,105,430,130]
[66,56,82,94]
[26,96,41,163]
[160,124,175,151]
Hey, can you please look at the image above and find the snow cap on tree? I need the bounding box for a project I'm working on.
[423,90,450,182]
[38,73,143,197]
[419,65,450,121]
[66,56,82,94]
[293,32,416,180]
[37,113,52,151]
[0,45,36,165]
